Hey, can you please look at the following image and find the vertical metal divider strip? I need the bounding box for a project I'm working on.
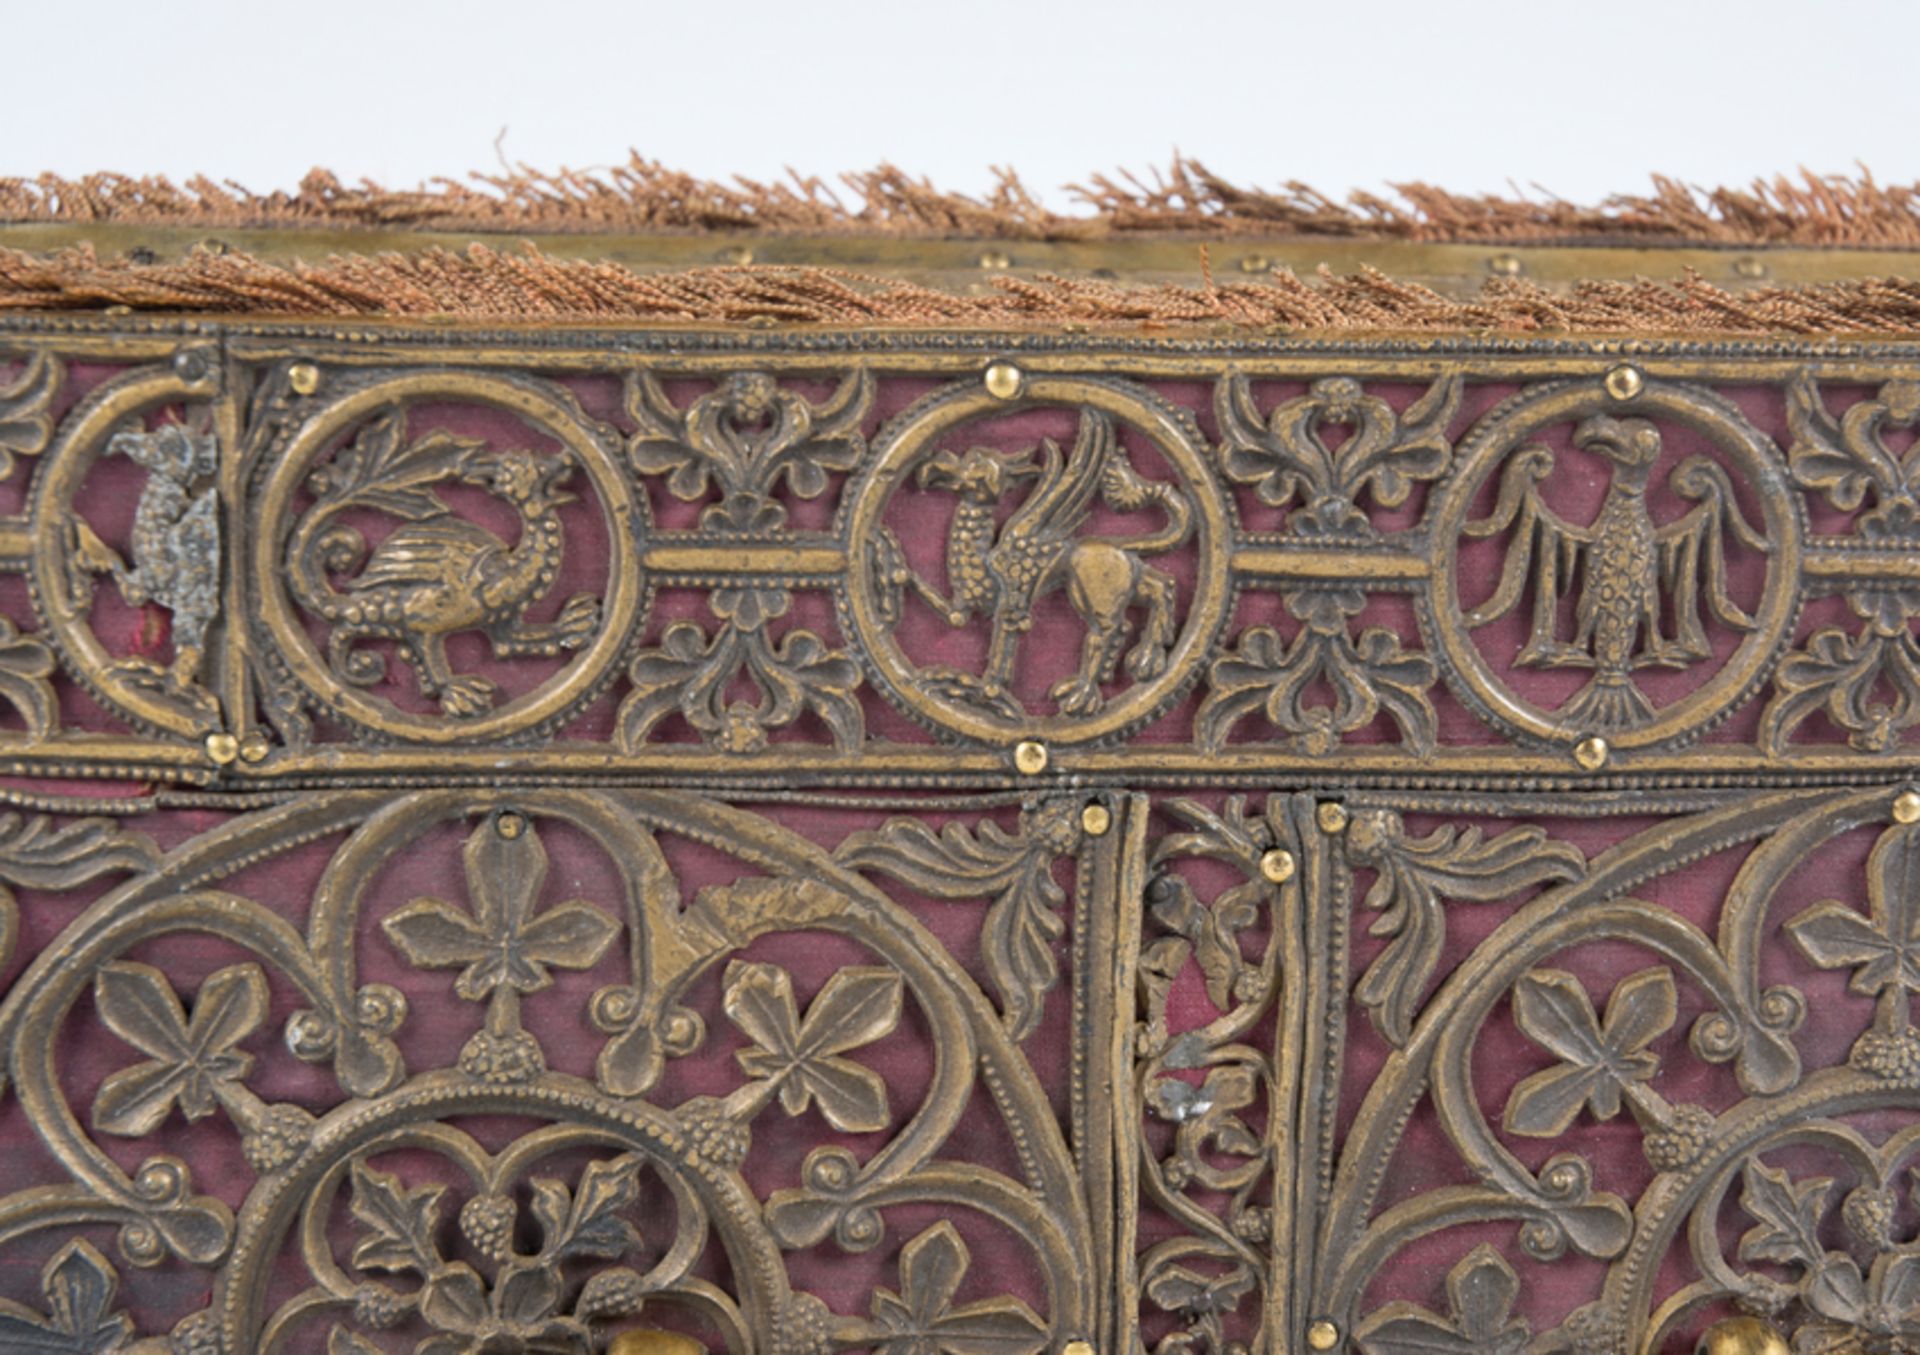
[1097,793,1149,1352]
[1276,792,1325,1351]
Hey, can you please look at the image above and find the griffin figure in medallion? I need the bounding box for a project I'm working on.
[905,409,1193,717]
[1463,413,1769,728]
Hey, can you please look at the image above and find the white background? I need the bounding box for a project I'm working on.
[12,0,1917,211]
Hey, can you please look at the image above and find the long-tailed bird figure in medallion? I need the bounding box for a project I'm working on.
[1462,413,1770,729]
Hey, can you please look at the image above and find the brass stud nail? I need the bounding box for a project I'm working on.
[609,1333,707,1355]
[978,248,1012,270]
[1260,848,1296,883]
[1574,735,1610,771]
[1306,1318,1342,1351]
[1238,254,1273,274]
[1081,803,1112,837]
[1697,1314,1789,1355]
[204,732,239,765]
[1604,364,1645,401]
[1732,256,1768,280]
[1013,740,1049,775]
[718,245,754,266]
[238,733,271,763]
[1895,789,1920,824]
[1488,253,1522,277]
[984,362,1024,400]
[1316,802,1348,835]
[496,811,526,839]
[287,362,320,396]
[1062,1341,1096,1355]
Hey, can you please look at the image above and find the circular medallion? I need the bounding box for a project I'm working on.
[845,375,1230,745]
[30,358,227,737]
[1426,378,1802,750]
[252,373,642,745]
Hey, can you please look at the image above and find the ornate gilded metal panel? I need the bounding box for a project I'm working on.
[0,319,1915,1353]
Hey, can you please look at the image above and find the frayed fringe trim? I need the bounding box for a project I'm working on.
[8,243,1920,335]
[7,158,1920,246]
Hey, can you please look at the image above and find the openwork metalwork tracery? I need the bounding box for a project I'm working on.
[0,318,1915,1352]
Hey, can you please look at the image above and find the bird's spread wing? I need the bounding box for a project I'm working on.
[1657,455,1771,647]
[1001,410,1113,548]
[349,519,500,590]
[1461,446,1591,648]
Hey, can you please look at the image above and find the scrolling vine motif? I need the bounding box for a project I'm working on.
[0,789,1092,1354]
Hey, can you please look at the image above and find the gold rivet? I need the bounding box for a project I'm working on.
[1895,790,1920,824]
[1488,253,1522,277]
[1732,256,1768,280]
[1316,803,1348,835]
[496,812,526,839]
[1238,254,1273,274]
[1081,803,1112,837]
[609,1333,707,1355]
[1604,364,1644,401]
[984,362,1024,400]
[1013,740,1049,775]
[1260,848,1296,884]
[1306,1318,1341,1350]
[1062,1342,1096,1355]
[978,249,1012,270]
[238,733,271,763]
[287,362,320,396]
[1574,735,1610,771]
[204,732,238,765]
[718,245,754,266]
[1697,1315,1789,1355]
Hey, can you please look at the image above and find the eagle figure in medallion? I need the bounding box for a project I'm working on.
[1462,413,1770,729]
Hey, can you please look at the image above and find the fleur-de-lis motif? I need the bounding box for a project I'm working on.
[0,352,61,483]
[1197,588,1437,756]
[625,368,873,530]
[1354,1245,1529,1355]
[383,814,619,1004]
[867,1221,1048,1355]
[0,1239,132,1354]
[724,961,902,1133]
[90,960,267,1136]
[1214,371,1460,535]
[1766,375,1920,752]
[1787,821,1920,1001]
[1502,967,1676,1137]
[618,588,864,755]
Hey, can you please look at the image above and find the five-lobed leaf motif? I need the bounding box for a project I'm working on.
[383,816,619,1004]
[867,1221,1048,1355]
[1502,967,1676,1138]
[1787,821,1920,999]
[725,961,902,1133]
[1354,1245,1529,1355]
[0,1240,132,1354]
[90,961,267,1137]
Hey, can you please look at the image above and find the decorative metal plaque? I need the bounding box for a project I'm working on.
[0,317,1913,1355]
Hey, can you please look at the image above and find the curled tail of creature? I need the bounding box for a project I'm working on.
[1099,455,1192,553]
[1562,671,1655,730]
[285,521,368,623]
